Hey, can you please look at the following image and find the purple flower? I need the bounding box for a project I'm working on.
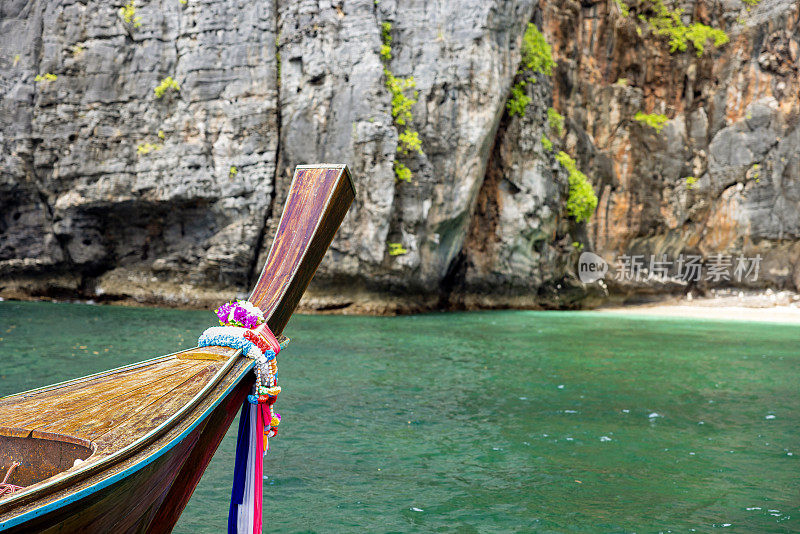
[243,315,257,329]
[233,306,248,325]
[215,303,232,323]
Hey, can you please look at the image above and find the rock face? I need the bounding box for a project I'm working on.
[542,0,800,300]
[1,0,279,305]
[1,0,799,311]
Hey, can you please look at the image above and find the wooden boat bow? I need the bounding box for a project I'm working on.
[0,164,355,532]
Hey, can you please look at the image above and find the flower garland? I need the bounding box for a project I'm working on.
[215,300,265,329]
[198,326,271,361]
[197,300,285,534]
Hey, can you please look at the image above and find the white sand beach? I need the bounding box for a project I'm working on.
[597,289,800,324]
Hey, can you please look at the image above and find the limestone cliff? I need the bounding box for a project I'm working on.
[541,0,800,300]
[1,0,798,311]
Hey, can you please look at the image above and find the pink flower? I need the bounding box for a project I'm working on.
[233,306,248,325]
[243,315,258,329]
[215,303,232,324]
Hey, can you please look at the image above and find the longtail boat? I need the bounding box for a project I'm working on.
[0,164,355,532]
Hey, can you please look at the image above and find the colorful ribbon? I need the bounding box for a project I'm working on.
[205,308,283,534]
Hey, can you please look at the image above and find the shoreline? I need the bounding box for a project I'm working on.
[595,303,800,324]
[5,289,800,325]
[594,289,800,324]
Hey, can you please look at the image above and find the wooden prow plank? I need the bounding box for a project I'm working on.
[248,164,355,336]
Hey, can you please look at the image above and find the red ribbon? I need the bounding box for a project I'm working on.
[246,323,281,356]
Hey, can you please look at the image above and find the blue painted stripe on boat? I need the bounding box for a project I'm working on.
[0,360,254,530]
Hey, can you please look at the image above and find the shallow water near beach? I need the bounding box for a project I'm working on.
[0,300,797,532]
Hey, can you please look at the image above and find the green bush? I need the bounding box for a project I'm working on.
[521,23,556,76]
[506,81,530,117]
[120,0,142,28]
[684,176,697,189]
[387,242,408,256]
[137,142,162,155]
[634,111,669,133]
[397,130,422,155]
[555,151,598,223]
[384,69,417,126]
[154,76,180,99]
[541,134,553,152]
[547,107,564,136]
[34,73,57,82]
[643,0,728,56]
[380,21,423,183]
[681,24,729,57]
[380,22,392,61]
[506,24,556,118]
[394,162,412,182]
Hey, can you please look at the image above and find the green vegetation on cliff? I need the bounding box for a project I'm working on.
[394,162,412,182]
[380,22,392,61]
[634,111,669,132]
[119,0,142,28]
[547,107,564,136]
[616,0,729,57]
[136,142,162,155]
[555,151,598,223]
[507,81,531,117]
[614,0,631,17]
[380,22,423,182]
[644,0,729,57]
[506,26,594,223]
[397,129,422,155]
[521,23,556,76]
[387,242,408,256]
[154,76,180,98]
[507,24,556,117]
[384,70,417,127]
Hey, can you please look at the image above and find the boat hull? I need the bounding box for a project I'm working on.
[0,366,252,533]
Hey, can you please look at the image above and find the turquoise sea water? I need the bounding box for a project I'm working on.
[0,301,797,532]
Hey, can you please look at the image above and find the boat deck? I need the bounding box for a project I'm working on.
[0,347,237,453]
[0,344,250,495]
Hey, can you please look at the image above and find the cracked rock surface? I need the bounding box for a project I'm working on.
[1,0,799,311]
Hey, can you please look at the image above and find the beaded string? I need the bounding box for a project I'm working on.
[212,303,288,534]
[199,301,284,445]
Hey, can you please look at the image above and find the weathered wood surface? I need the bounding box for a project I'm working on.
[250,164,355,334]
[0,357,253,533]
[0,360,204,438]
[0,354,217,487]
[0,164,355,532]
